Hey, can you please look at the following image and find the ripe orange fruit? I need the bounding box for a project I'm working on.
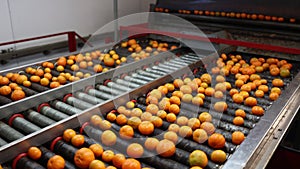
[11,90,25,101]
[232,94,244,104]
[211,150,227,163]
[127,143,144,158]
[271,87,281,95]
[173,79,184,88]
[255,90,264,98]
[71,134,85,147]
[104,57,115,67]
[192,96,204,106]
[127,117,142,129]
[235,79,244,88]
[99,120,112,130]
[140,112,153,121]
[204,87,215,96]
[199,112,212,123]
[74,148,95,169]
[144,137,159,151]
[169,104,180,115]
[157,110,167,119]
[235,109,246,118]
[30,75,41,83]
[269,92,279,101]
[16,75,28,84]
[63,129,76,142]
[166,113,177,123]
[164,131,179,143]
[90,115,102,126]
[138,121,154,135]
[40,78,50,86]
[112,154,126,168]
[188,118,201,130]
[101,130,117,146]
[178,126,193,138]
[150,116,163,128]
[189,150,208,168]
[0,86,12,96]
[232,131,245,145]
[89,144,103,158]
[181,94,193,103]
[200,73,212,84]
[252,106,264,116]
[200,122,215,135]
[106,112,117,122]
[146,104,159,115]
[47,155,65,169]
[93,64,103,73]
[169,96,181,105]
[28,146,42,160]
[102,150,114,162]
[146,95,158,105]
[176,116,188,126]
[258,85,269,93]
[208,133,226,149]
[120,125,134,139]
[158,86,168,95]
[89,160,105,169]
[168,123,180,133]
[233,116,244,126]
[214,101,228,112]
[244,97,257,107]
[122,158,141,169]
[50,82,60,88]
[156,139,176,157]
[193,129,208,143]
[35,69,44,77]
[272,78,284,87]
[0,77,9,85]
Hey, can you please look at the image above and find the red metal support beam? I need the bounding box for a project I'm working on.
[120,25,300,55]
[0,31,92,53]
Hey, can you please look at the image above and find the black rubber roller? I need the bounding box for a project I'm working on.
[131,73,155,81]
[106,81,132,92]
[0,121,24,142]
[136,70,161,79]
[30,82,49,93]
[50,100,81,115]
[0,136,7,147]
[19,86,39,96]
[86,88,114,100]
[0,95,12,106]
[63,94,94,110]
[23,109,56,127]
[37,103,69,121]
[50,137,77,163]
[95,84,124,96]
[12,153,45,169]
[123,75,148,85]
[74,92,104,105]
[115,78,140,88]
[6,114,41,134]
[38,146,77,169]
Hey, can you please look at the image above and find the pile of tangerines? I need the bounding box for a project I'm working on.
[120,39,177,61]
[154,7,297,23]
[9,53,293,169]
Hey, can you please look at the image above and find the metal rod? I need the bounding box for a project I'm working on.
[113,0,119,42]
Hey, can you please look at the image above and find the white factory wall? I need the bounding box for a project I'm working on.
[0,0,156,50]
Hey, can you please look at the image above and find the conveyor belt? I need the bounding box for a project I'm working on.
[1,46,300,169]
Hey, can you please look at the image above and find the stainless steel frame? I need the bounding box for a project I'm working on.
[0,43,299,169]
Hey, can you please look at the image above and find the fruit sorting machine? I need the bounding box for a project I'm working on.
[1,3,300,169]
[0,36,299,169]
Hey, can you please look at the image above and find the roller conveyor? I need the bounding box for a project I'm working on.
[0,37,299,169]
